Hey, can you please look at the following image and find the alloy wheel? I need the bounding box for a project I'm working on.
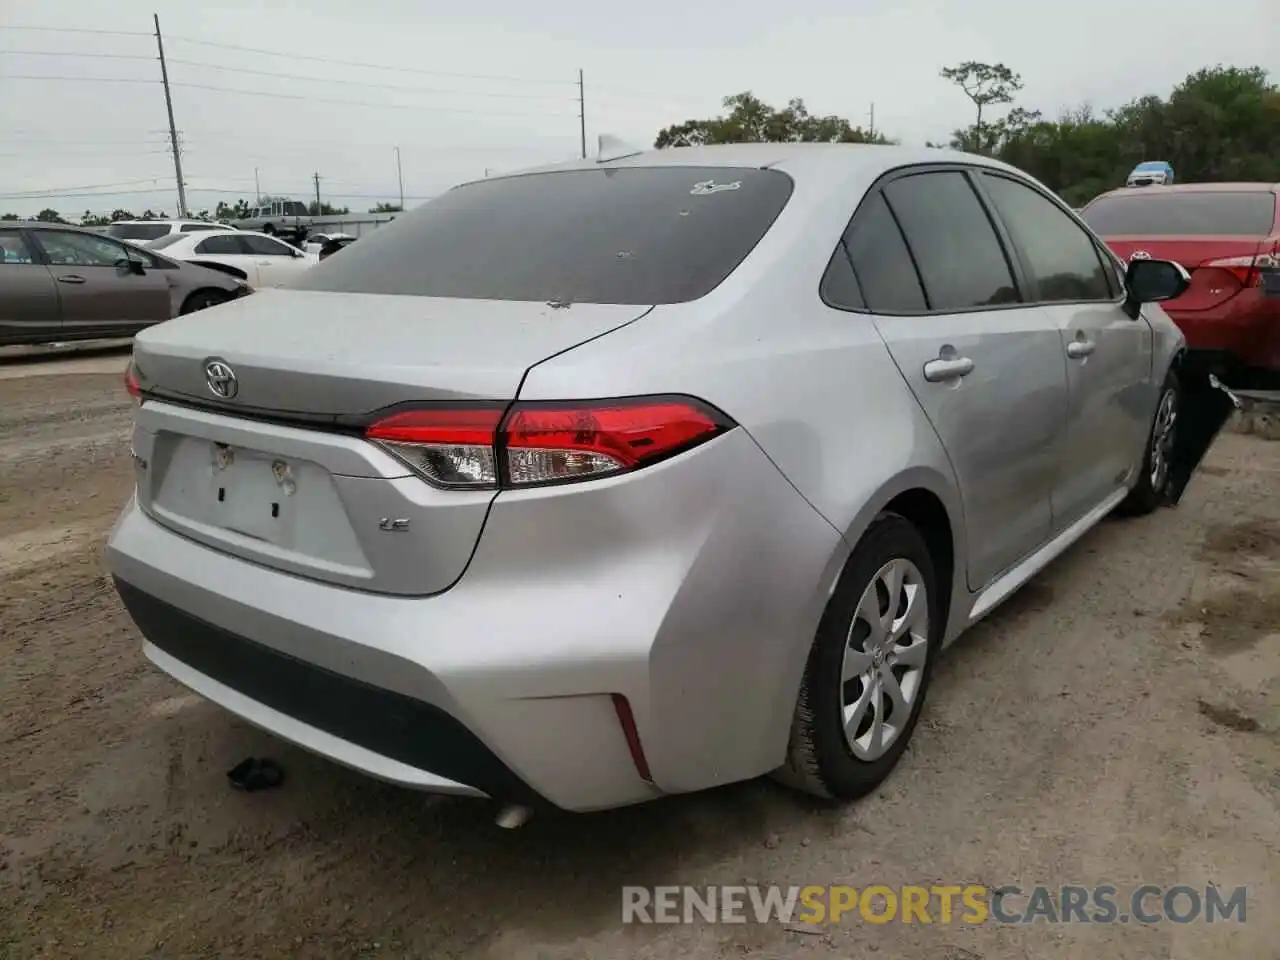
[1149,387,1178,492]
[839,557,930,761]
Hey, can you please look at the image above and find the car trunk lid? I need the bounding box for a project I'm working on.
[129,289,651,596]
[1103,236,1268,312]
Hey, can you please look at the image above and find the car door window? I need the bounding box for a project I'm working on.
[839,192,928,313]
[194,235,248,255]
[882,171,1020,311]
[0,231,37,264]
[181,223,220,232]
[241,235,297,257]
[37,231,130,267]
[979,173,1113,303]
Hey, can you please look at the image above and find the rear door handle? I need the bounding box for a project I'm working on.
[923,357,975,382]
[57,274,87,285]
[1067,338,1096,359]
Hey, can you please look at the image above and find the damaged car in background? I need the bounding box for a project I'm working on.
[1,221,250,347]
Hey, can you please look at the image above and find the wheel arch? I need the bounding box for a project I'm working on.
[179,286,231,315]
[835,466,967,644]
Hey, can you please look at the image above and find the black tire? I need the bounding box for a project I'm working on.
[262,223,276,235]
[776,512,942,800]
[1119,369,1180,516]
[180,289,230,315]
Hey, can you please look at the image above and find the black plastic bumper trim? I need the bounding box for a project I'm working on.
[113,578,541,803]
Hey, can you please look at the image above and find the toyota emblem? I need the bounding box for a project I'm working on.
[1129,250,1151,261]
[204,359,239,399]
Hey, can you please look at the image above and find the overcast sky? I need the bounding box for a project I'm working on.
[3,0,1277,218]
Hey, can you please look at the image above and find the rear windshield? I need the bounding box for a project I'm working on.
[146,234,185,251]
[105,222,170,241]
[294,166,795,304]
[1082,191,1276,236]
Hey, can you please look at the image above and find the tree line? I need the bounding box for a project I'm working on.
[0,198,404,226]
[654,63,1280,207]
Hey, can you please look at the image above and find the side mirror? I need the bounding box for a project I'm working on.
[118,257,146,276]
[1125,258,1190,305]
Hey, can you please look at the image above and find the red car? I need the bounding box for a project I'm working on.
[1081,182,1280,387]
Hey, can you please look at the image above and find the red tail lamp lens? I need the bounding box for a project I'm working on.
[364,397,732,490]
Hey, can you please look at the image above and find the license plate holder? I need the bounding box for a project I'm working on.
[213,445,297,544]
[1261,270,1280,297]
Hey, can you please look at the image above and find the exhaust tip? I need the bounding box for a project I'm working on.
[495,804,533,829]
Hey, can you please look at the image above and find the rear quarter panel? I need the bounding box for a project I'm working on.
[517,162,972,768]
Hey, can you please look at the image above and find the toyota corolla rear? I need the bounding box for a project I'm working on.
[1082,184,1280,380]
[105,162,844,812]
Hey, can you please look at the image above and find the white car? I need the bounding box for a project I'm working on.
[104,220,233,245]
[146,229,318,288]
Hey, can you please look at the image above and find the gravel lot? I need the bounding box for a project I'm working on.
[1,349,1277,959]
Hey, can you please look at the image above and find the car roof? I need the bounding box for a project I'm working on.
[485,142,1028,186]
[1092,182,1280,203]
[11,221,102,232]
[110,219,211,225]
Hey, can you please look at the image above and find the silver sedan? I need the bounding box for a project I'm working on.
[107,143,1190,816]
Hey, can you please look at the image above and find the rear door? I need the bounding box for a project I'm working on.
[848,167,1068,590]
[239,233,312,287]
[0,228,61,344]
[191,234,261,285]
[978,171,1153,529]
[32,230,170,336]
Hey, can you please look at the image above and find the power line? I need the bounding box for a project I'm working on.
[168,81,580,116]
[0,186,177,201]
[163,57,579,101]
[0,75,580,117]
[0,50,155,61]
[0,177,175,199]
[164,34,573,87]
[2,74,159,84]
[1,25,152,37]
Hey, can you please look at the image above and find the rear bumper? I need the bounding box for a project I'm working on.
[106,427,843,812]
[1168,290,1280,372]
[115,578,527,800]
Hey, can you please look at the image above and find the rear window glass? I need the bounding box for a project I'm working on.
[1082,191,1276,236]
[294,166,795,304]
[105,223,170,241]
[146,234,185,251]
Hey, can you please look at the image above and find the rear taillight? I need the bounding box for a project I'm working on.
[365,396,734,490]
[124,363,142,403]
[1202,251,1280,288]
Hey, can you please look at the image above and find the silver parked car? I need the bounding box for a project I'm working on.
[107,144,1190,815]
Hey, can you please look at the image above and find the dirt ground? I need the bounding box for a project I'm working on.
[1,347,1277,960]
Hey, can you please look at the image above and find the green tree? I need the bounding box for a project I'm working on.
[369,202,403,213]
[35,208,65,223]
[944,64,1280,207]
[1,213,20,221]
[940,61,1024,154]
[655,92,892,148]
[215,199,253,220]
[309,201,351,216]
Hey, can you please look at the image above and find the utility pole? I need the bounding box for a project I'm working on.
[153,14,187,217]
[577,69,586,159]
[254,167,261,203]
[313,171,322,215]
[868,103,876,140]
[393,146,404,209]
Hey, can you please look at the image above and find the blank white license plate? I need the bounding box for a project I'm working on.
[213,447,297,544]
